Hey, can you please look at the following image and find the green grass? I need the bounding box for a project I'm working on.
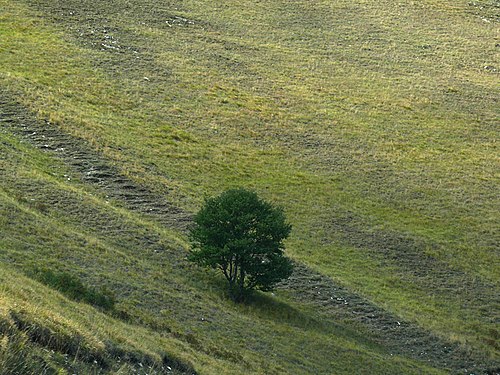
[28,267,116,311]
[0,128,445,374]
[1,0,498,373]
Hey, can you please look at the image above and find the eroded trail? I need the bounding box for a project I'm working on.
[1,91,497,374]
[0,94,192,232]
[280,263,498,374]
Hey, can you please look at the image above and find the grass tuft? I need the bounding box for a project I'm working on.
[28,267,116,311]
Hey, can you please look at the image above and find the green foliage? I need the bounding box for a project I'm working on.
[30,268,115,311]
[189,188,293,302]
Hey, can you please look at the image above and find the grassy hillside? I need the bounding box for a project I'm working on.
[1,0,498,373]
[0,102,449,374]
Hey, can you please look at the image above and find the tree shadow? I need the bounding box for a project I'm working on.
[241,290,393,353]
[188,266,389,351]
[239,291,332,334]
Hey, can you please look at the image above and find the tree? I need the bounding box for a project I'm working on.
[189,188,293,302]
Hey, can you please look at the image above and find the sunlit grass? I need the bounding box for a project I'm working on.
[1,0,498,371]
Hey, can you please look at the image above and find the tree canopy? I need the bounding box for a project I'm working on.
[189,188,293,302]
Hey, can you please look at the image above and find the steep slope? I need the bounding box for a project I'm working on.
[1,95,452,374]
[1,0,498,373]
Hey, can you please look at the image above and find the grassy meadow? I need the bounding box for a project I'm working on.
[0,0,498,373]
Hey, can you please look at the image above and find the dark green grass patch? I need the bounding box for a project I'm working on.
[28,268,115,311]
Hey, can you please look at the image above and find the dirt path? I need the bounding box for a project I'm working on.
[0,93,192,232]
[280,263,498,374]
[1,91,498,374]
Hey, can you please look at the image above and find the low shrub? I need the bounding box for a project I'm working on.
[29,268,115,311]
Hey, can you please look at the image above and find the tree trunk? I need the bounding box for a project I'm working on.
[234,268,245,302]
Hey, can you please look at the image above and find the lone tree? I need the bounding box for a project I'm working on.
[189,188,293,302]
